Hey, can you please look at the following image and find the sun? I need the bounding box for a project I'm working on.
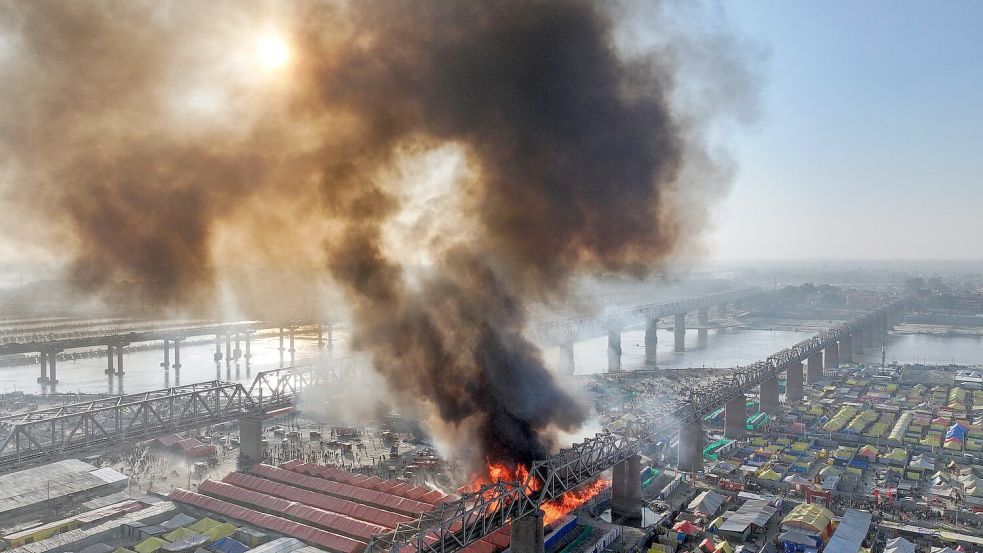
[256,34,290,70]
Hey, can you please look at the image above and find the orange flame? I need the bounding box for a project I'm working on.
[462,462,609,526]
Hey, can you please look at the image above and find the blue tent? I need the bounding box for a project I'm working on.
[208,538,247,553]
[946,424,966,440]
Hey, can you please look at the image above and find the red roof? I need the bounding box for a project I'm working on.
[223,472,410,529]
[250,464,432,517]
[167,489,364,553]
[157,434,184,447]
[286,463,452,506]
[197,480,386,542]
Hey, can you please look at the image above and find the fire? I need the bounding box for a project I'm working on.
[462,462,610,526]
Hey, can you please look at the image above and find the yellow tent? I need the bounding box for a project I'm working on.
[783,503,834,537]
[134,538,169,553]
[189,518,222,533]
[715,541,734,553]
[163,527,199,542]
[204,523,237,541]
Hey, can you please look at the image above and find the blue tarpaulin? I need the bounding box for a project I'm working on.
[208,538,248,553]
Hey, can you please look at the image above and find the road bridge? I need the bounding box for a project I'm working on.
[0,356,365,471]
[532,287,762,373]
[364,298,906,553]
[0,319,337,385]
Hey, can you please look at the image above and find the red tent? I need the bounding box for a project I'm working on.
[673,520,701,536]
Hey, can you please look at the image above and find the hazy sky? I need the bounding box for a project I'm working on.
[708,1,983,260]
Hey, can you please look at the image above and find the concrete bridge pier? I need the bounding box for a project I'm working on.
[607,329,622,372]
[48,353,58,385]
[105,345,114,375]
[851,331,864,356]
[718,303,729,318]
[724,395,747,439]
[644,319,658,365]
[863,322,874,348]
[786,362,804,402]
[510,510,545,553]
[225,335,232,366]
[239,415,264,463]
[824,343,839,371]
[839,334,852,364]
[807,351,823,383]
[698,308,709,326]
[289,327,296,363]
[173,339,182,370]
[214,334,223,364]
[37,351,48,383]
[161,340,171,371]
[116,345,125,376]
[611,454,642,522]
[759,377,780,414]
[559,341,575,374]
[234,333,242,361]
[678,419,705,472]
[674,313,686,352]
[278,327,285,354]
[243,333,251,361]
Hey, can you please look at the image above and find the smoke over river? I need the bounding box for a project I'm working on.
[0,1,758,468]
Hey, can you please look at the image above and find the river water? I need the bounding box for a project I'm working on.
[0,328,980,395]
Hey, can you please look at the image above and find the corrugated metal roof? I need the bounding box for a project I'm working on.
[824,509,872,553]
[223,472,410,529]
[0,460,110,518]
[284,463,451,506]
[250,465,430,517]
[167,489,364,553]
[247,537,307,553]
[197,480,386,542]
[718,500,777,534]
[90,467,129,485]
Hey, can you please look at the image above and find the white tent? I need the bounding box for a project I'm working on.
[885,537,916,553]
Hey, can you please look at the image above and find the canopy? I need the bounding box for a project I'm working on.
[135,538,169,553]
[209,537,248,553]
[715,541,734,553]
[777,529,816,546]
[885,537,916,553]
[825,509,872,553]
[689,490,726,517]
[673,520,701,536]
[699,538,716,552]
[782,503,833,535]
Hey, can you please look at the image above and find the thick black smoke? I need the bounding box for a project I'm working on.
[0,0,757,468]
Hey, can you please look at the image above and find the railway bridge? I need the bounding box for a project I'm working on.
[365,298,906,553]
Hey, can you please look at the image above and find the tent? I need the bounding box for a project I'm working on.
[824,509,872,553]
[777,529,816,547]
[673,520,701,536]
[714,541,734,553]
[689,490,726,517]
[931,548,959,553]
[209,537,248,553]
[135,538,170,553]
[782,503,834,538]
[699,538,716,552]
[885,537,916,553]
[203,523,237,542]
[163,535,209,553]
[164,528,200,542]
[161,514,198,530]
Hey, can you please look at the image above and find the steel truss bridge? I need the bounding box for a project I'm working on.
[530,288,762,344]
[0,356,364,471]
[365,298,905,553]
